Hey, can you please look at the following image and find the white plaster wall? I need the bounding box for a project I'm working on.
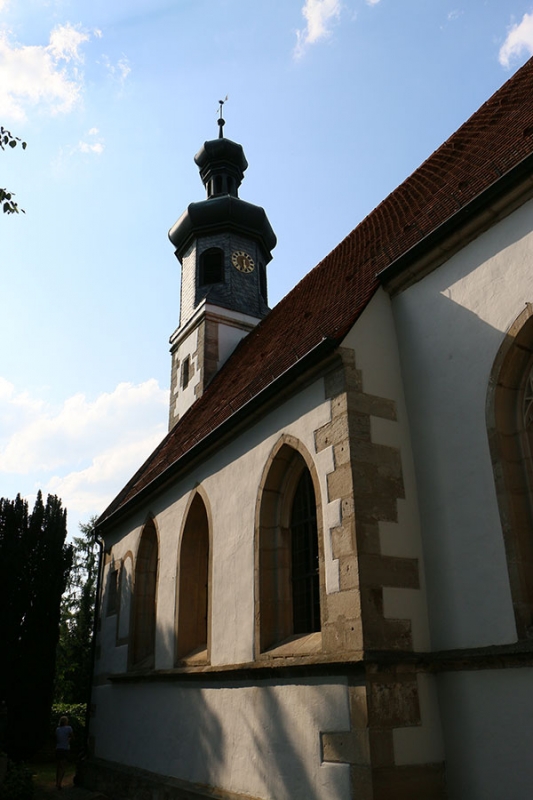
[437,667,533,800]
[97,515,144,676]
[218,321,252,370]
[392,198,533,649]
[155,377,336,668]
[343,289,431,651]
[92,677,351,800]
[172,325,200,421]
[100,376,338,672]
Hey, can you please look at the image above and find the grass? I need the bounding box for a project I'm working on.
[29,748,76,797]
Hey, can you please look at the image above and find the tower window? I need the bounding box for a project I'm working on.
[259,263,267,302]
[181,356,190,389]
[215,175,223,194]
[199,248,224,286]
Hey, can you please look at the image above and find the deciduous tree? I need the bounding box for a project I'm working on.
[55,517,99,705]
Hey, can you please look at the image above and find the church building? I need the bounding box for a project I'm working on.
[84,58,533,800]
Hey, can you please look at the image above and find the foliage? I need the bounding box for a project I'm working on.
[0,127,26,215]
[55,518,99,706]
[0,493,72,759]
[0,759,34,800]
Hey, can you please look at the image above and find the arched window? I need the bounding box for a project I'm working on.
[131,519,158,668]
[176,493,210,664]
[488,307,533,638]
[257,441,322,654]
[199,248,224,286]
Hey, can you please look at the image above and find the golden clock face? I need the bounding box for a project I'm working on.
[232,250,255,273]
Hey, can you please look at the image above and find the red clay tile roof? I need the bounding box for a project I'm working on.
[98,57,533,528]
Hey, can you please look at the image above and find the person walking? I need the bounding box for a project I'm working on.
[55,715,73,790]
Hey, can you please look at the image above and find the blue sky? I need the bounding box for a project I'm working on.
[1,0,532,537]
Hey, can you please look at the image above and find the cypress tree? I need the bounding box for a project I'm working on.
[0,492,72,758]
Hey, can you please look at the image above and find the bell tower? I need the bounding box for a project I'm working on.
[167,112,276,429]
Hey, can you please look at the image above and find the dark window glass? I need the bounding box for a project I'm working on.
[215,175,223,194]
[199,248,224,285]
[290,469,320,634]
[181,356,190,389]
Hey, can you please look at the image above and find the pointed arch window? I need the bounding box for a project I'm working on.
[176,493,210,664]
[131,519,158,669]
[257,442,322,654]
[488,308,533,638]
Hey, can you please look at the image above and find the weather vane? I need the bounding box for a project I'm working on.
[217,95,228,138]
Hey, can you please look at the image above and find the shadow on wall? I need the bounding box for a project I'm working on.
[240,680,349,800]
[391,211,533,652]
[92,613,349,800]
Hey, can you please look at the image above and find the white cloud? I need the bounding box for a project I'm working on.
[366,0,381,5]
[0,23,92,121]
[100,53,131,85]
[0,379,167,523]
[294,0,342,59]
[48,22,89,62]
[78,141,104,154]
[499,11,533,69]
[447,9,462,21]
[76,127,105,155]
[45,433,163,516]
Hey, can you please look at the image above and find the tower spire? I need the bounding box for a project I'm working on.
[167,122,276,429]
[217,96,227,139]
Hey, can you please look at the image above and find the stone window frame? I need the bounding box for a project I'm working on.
[129,516,159,670]
[174,486,213,666]
[254,435,325,659]
[487,304,533,639]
